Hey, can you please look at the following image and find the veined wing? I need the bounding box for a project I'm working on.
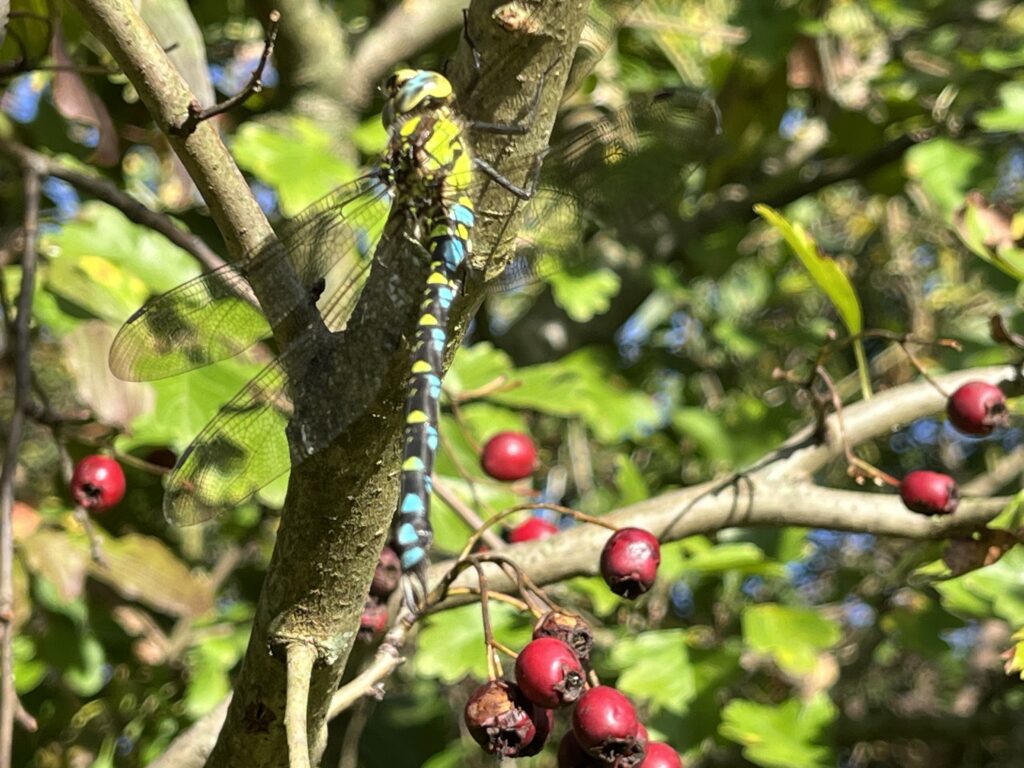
[486,86,721,290]
[162,297,409,524]
[163,354,294,525]
[108,173,394,382]
[161,87,721,523]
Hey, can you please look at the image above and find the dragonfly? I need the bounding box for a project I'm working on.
[109,65,719,607]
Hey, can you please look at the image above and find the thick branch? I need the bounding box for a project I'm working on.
[203,3,591,766]
[66,0,272,260]
[767,365,1021,478]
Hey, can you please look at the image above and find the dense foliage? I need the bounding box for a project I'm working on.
[2,1,1023,766]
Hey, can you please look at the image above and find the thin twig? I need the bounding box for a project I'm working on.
[0,162,41,767]
[432,476,506,551]
[327,634,407,719]
[170,10,281,136]
[284,642,317,768]
[0,139,241,283]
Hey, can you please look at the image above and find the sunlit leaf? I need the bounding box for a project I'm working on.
[720,695,836,768]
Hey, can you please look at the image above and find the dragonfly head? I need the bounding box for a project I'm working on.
[381,69,454,127]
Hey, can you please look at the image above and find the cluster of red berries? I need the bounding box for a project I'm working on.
[898,381,1009,516]
[359,546,401,641]
[70,454,126,512]
[464,611,681,766]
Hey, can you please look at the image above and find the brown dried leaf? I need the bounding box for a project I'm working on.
[88,533,214,617]
[51,24,119,166]
[63,321,155,431]
[20,529,89,601]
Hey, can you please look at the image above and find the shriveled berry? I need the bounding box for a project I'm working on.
[947,381,1009,436]
[558,729,602,767]
[508,516,558,543]
[71,455,126,512]
[357,597,389,641]
[481,432,537,481]
[464,680,537,757]
[899,470,959,516]
[640,742,683,768]
[534,611,594,662]
[519,705,554,757]
[370,546,401,598]
[600,528,661,598]
[572,686,646,766]
[515,637,585,708]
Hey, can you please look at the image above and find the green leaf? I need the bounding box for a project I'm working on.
[883,600,963,657]
[952,192,1024,281]
[1007,627,1024,679]
[976,82,1024,132]
[63,633,108,696]
[232,117,356,215]
[675,539,784,579]
[414,603,532,683]
[755,204,870,399]
[43,202,202,297]
[606,629,696,714]
[13,636,47,694]
[119,355,265,452]
[492,349,661,443]
[720,695,836,768]
[742,603,841,676]
[904,138,985,222]
[183,630,246,717]
[933,545,1024,625]
[446,343,516,394]
[566,575,626,617]
[613,454,649,506]
[549,266,621,322]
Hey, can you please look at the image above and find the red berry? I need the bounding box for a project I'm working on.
[370,546,401,598]
[572,686,646,766]
[519,705,554,757]
[515,637,585,708]
[600,528,661,599]
[71,455,126,512]
[640,742,683,768]
[636,722,649,743]
[534,611,594,662]
[558,730,602,767]
[899,470,959,516]
[464,680,537,757]
[947,381,1009,436]
[508,516,559,543]
[481,432,537,481]
[358,597,389,641]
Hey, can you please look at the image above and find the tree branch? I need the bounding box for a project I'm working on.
[0,138,230,275]
[0,159,41,768]
[343,0,465,109]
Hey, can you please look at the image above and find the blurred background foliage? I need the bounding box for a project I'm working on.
[2,0,1024,766]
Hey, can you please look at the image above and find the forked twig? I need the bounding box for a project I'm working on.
[170,10,281,136]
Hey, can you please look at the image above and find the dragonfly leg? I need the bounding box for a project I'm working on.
[468,61,555,137]
[460,8,485,90]
[400,563,430,615]
[473,151,547,201]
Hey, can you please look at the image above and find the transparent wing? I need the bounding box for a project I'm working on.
[486,86,721,290]
[163,356,294,525]
[160,87,721,523]
[163,304,408,524]
[109,173,394,381]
